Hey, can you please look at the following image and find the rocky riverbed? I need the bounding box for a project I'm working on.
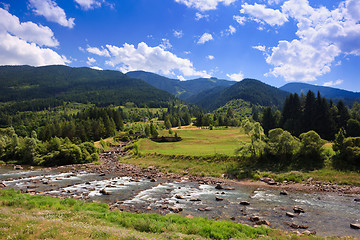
[1,144,360,238]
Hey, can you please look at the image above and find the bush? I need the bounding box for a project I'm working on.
[295,131,326,170]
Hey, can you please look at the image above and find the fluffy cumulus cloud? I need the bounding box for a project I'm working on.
[240,0,360,82]
[323,79,343,87]
[175,0,236,11]
[90,66,103,70]
[86,46,110,57]
[0,8,58,47]
[0,8,66,66]
[240,3,288,26]
[74,0,102,10]
[28,0,75,28]
[227,72,244,81]
[88,42,209,78]
[197,33,213,44]
[233,15,246,25]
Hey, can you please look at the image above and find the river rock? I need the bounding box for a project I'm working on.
[215,196,224,201]
[350,223,360,229]
[175,194,185,199]
[240,201,250,205]
[286,212,297,217]
[190,198,201,201]
[161,204,168,209]
[186,214,194,219]
[302,230,316,235]
[169,206,183,213]
[256,219,271,226]
[293,206,305,213]
[280,190,288,195]
[354,198,360,202]
[224,187,235,190]
[99,189,111,195]
[299,225,309,229]
[250,216,260,222]
[14,165,23,170]
[27,184,37,189]
[215,184,223,190]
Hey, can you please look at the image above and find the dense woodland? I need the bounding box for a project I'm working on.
[260,91,360,140]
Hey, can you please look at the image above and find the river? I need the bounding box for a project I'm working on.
[1,165,360,238]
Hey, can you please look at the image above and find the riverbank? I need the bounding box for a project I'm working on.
[1,144,360,238]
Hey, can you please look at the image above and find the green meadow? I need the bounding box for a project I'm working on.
[138,127,249,156]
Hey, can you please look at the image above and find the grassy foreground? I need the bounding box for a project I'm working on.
[0,189,325,240]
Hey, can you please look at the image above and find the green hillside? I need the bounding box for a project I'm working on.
[280,82,360,106]
[126,70,235,100]
[189,78,289,110]
[0,65,175,108]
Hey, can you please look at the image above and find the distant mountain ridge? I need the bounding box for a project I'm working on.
[126,70,235,100]
[189,78,290,110]
[280,82,360,106]
[0,65,175,107]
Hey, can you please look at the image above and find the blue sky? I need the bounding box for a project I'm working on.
[0,0,360,91]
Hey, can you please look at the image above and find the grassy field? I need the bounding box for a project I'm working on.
[122,126,360,186]
[138,127,249,156]
[0,189,324,240]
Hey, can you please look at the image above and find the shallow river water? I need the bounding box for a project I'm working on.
[1,165,360,238]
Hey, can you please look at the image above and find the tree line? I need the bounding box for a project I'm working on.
[261,91,360,140]
[0,127,98,166]
[238,119,360,171]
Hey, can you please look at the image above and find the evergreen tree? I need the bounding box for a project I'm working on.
[261,107,276,135]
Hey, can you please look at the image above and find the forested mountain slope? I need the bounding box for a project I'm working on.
[0,65,175,108]
[126,70,235,100]
[280,82,360,106]
[189,78,289,110]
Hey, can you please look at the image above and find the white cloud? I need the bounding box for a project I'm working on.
[90,66,103,70]
[86,46,110,57]
[233,15,246,25]
[177,75,186,81]
[195,12,209,20]
[197,33,213,44]
[0,8,66,66]
[173,30,184,38]
[207,55,215,60]
[264,0,360,82]
[227,72,244,81]
[266,40,340,82]
[228,25,236,35]
[0,31,66,66]
[28,0,75,28]
[100,42,209,78]
[323,79,343,87]
[86,57,96,65]
[222,25,236,36]
[74,0,102,10]
[159,38,172,50]
[175,0,236,11]
[240,3,288,26]
[252,45,266,52]
[0,8,59,47]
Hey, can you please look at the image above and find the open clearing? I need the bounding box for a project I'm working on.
[139,127,249,156]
